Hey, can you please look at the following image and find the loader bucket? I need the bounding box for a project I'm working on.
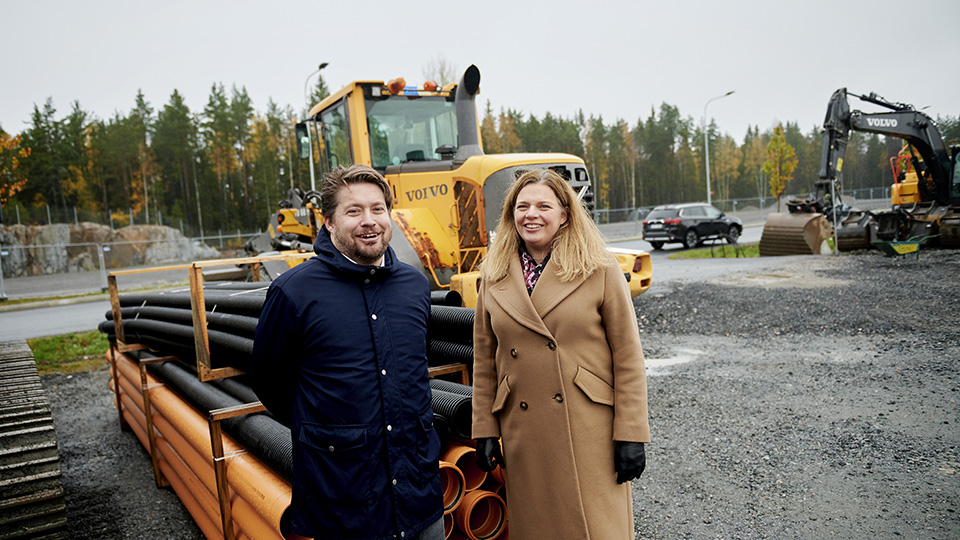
[758,213,833,256]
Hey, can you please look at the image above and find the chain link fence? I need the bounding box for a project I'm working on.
[0,230,262,301]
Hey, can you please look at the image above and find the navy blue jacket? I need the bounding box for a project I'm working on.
[252,226,442,539]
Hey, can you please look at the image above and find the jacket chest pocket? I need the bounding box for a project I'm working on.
[298,423,374,504]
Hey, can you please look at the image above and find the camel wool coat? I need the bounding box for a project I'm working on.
[472,254,650,540]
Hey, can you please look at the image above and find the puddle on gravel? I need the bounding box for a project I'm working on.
[646,348,704,374]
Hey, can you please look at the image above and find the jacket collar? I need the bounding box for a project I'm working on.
[313,225,396,283]
[487,255,587,338]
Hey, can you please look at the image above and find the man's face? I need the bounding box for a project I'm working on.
[326,183,393,265]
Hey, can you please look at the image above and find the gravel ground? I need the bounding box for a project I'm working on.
[38,249,959,539]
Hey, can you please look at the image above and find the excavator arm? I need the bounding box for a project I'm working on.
[819,88,955,206]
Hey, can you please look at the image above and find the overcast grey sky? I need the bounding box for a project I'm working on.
[3,0,958,141]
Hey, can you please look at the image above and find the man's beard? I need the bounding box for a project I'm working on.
[333,225,392,265]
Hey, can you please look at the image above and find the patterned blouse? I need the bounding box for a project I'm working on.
[519,247,551,295]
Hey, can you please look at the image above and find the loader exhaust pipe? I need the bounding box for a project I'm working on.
[454,65,483,162]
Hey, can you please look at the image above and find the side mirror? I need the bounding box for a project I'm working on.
[295,123,311,159]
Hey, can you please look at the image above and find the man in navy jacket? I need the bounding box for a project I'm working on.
[252,164,444,540]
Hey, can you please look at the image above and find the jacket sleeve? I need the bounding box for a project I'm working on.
[471,281,501,438]
[252,284,301,427]
[600,260,651,443]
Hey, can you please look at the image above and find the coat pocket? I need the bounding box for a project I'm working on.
[574,366,614,406]
[416,406,441,487]
[298,423,374,504]
[491,376,511,414]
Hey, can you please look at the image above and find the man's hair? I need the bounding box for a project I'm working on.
[480,168,610,283]
[320,164,393,220]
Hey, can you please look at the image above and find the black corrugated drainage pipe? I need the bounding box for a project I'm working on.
[146,358,293,481]
[430,388,472,439]
[429,306,475,345]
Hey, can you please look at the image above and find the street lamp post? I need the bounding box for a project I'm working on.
[302,63,329,192]
[303,63,329,109]
[703,90,735,206]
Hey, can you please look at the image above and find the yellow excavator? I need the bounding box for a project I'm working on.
[246,65,652,306]
[760,88,960,255]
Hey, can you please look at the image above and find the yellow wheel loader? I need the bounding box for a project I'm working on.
[249,65,652,305]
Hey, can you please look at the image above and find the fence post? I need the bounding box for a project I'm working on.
[129,207,134,226]
[16,205,20,225]
[219,229,223,248]
[0,246,7,301]
[97,244,109,292]
[46,204,52,225]
[74,206,79,226]
[110,211,114,230]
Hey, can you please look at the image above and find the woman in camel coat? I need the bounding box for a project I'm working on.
[472,169,650,540]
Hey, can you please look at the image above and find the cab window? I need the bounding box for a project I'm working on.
[366,95,457,169]
[321,100,351,171]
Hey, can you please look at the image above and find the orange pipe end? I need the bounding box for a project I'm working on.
[441,444,486,491]
[439,460,466,514]
[443,512,454,539]
[454,489,506,540]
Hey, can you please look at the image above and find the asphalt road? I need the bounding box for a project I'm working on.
[0,224,776,340]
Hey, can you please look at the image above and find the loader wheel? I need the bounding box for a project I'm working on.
[683,229,699,249]
[726,225,741,243]
[649,241,664,250]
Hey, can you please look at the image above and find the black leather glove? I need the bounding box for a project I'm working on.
[614,441,646,484]
[475,437,505,472]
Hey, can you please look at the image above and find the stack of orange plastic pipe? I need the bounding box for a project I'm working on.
[111,347,509,540]
[109,348,291,540]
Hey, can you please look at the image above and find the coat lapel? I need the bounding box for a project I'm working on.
[530,256,587,319]
[488,258,553,339]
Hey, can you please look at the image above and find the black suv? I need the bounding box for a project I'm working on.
[641,203,742,249]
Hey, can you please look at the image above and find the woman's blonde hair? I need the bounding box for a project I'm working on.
[480,168,611,283]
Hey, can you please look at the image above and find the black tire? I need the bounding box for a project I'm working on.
[683,229,699,249]
[649,241,664,250]
[726,225,741,244]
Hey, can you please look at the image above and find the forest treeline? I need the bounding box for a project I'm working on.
[1,79,958,234]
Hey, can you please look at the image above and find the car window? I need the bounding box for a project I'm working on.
[704,206,722,218]
[680,206,705,217]
[646,209,677,220]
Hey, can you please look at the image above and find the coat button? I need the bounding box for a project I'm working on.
[519,401,528,410]
[554,393,563,403]
[510,349,517,358]
[547,341,556,350]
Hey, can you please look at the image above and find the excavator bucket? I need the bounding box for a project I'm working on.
[835,210,874,251]
[758,213,833,256]
[939,207,960,248]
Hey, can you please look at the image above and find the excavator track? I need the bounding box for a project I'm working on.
[0,340,67,540]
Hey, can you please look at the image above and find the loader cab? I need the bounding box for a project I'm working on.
[307,81,461,177]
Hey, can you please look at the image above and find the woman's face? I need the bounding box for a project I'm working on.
[513,183,568,260]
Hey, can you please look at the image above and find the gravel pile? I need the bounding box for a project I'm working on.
[39,249,959,539]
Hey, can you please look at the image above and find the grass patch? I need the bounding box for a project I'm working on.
[0,291,107,307]
[669,242,760,259]
[27,330,110,375]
